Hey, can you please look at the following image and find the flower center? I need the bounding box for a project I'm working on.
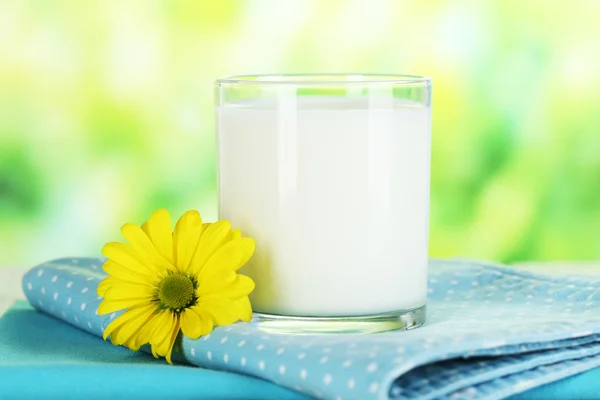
[158,273,195,311]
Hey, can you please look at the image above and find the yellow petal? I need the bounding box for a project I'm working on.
[196,269,237,296]
[145,209,174,265]
[153,313,178,355]
[103,304,156,344]
[200,237,255,277]
[180,308,203,339]
[234,296,253,322]
[164,316,181,365]
[149,311,175,348]
[123,335,143,352]
[101,246,156,281]
[134,312,162,349]
[97,277,153,298]
[121,223,175,273]
[198,273,255,298]
[114,306,158,347]
[98,297,153,315]
[189,220,232,275]
[103,282,155,300]
[97,276,119,297]
[226,229,241,241]
[196,296,241,326]
[173,210,203,273]
[103,304,149,340]
[141,221,150,237]
[189,306,214,335]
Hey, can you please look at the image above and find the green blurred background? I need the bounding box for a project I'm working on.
[1,0,599,267]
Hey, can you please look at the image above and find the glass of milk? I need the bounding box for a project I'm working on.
[216,74,432,333]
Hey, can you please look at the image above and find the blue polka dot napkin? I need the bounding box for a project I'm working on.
[22,258,600,400]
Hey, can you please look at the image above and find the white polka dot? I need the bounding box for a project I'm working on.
[72,259,79,264]
[348,343,357,348]
[53,292,58,300]
[260,335,270,340]
[67,297,72,305]
[110,312,116,319]
[320,356,328,364]
[237,340,246,347]
[397,347,405,354]
[323,374,332,385]
[66,281,73,288]
[342,360,352,368]
[368,351,377,358]
[81,287,89,294]
[220,336,228,344]
[298,352,306,360]
[279,365,286,375]
[347,379,355,389]
[472,281,479,286]
[241,357,246,366]
[74,316,79,323]
[259,361,265,370]
[95,309,99,316]
[256,344,264,351]
[37,269,44,277]
[51,276,58,282]
[91,264,98,269]
[87,322,92,329]
[41,287,46,294]
[27,283,32,291]
[322,347,331,353]
[336,397,343,400]
[276,347,285,355]
[191,348,196,357]
[80,303,86,311]
[203,334,211,341]
[223,354,229,363]
[224,327,233,332]
[447,289,454,294]
[367,362,378,372]
[207,351,212,360]
[300,369,307,379]
[86,277,94,281]
[369,382,379,393]
[450,280,458,285]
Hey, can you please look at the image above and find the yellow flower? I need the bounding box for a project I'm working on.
[96,209,256,364]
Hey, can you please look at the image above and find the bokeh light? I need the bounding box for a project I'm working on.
[1,0,599,266]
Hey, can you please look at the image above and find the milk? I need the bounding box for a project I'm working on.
[218,97,431,317]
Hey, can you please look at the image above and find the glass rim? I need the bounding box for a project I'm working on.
[216,73,432,86]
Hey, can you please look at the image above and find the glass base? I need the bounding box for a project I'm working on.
[250,305,426,334]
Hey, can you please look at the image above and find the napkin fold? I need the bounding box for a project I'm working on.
[20,258,600,400]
